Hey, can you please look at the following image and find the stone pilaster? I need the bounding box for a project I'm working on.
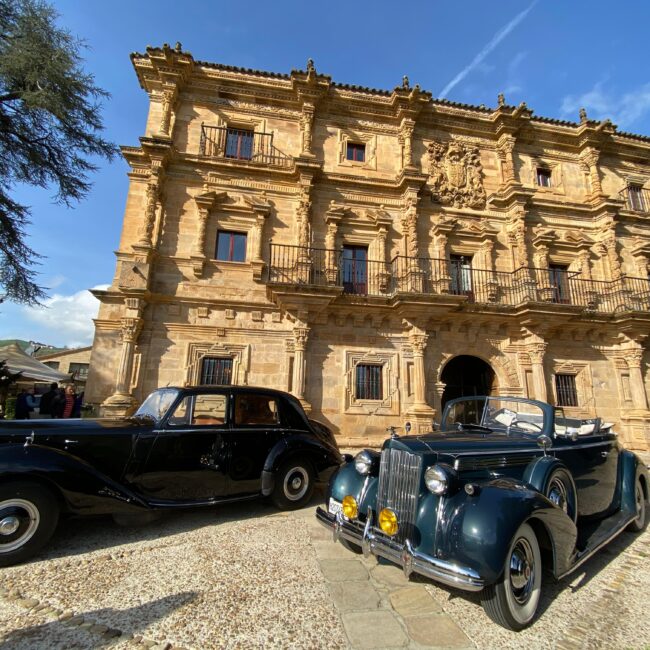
[136,168,161,248]
[497,134,516,185]
[292,325,310,410]
[528,342,548,403]
[405,324,436,432]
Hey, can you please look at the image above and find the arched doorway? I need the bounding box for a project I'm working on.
[441,355,496,412]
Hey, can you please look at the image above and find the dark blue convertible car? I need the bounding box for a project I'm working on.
[317,396,648,630]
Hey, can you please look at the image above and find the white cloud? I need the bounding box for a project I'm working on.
[560,81,650,129]
[21,284,109,348]
[439,1,538,98]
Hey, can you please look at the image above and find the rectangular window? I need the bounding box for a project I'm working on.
[342,245,368,294]
[356,364,383,400]
[43,361,60,370]
[536,168,552,187]
[450,254,473,297]
[234,393,280,426]
[216,231,247,262]
[628,184,646,211]
[346,142,366,162]
[200,357,233,385]
[555,374,578,407]
[69,363,89,380]
[549,264,570,304]
[225,128,254,160]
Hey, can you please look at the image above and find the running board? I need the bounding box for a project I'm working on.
[558,510,636,580]
[146,493,260,509]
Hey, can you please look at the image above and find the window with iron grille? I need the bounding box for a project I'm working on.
[225,128,254,160]
[200,357,233,385]
[216,230,247,262]
[536,168,552,187]
[356,364,383,400]
[627,184,646,211]
[69,363,89,380]
[555,374,578,407]
[346,142,366,162]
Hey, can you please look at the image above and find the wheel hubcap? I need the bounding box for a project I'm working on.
[509,538,535,604]
[635,484,644,522]
[0,499,40,553]
[548,478,568,513]
[284,467,309,501]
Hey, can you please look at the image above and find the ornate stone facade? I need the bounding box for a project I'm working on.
[86,45,650,450]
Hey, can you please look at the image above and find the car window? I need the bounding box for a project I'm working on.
[192,394,227,426]
[233,394,280,426]
[167,393,228,427]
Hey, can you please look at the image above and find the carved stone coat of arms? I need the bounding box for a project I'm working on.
[428,140,486,208]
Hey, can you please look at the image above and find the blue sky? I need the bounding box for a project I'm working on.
[2,0,650,347]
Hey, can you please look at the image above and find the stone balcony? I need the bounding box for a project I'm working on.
[267,243,650,315]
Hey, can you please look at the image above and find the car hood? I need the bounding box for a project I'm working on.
[386,429,538,462]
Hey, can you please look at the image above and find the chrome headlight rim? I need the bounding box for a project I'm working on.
[354,450,375,475]
[425,464,454,495]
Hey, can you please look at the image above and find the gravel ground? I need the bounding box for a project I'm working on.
[0,485,648,650]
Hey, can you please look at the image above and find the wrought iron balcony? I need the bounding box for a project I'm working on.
[267,244,650,314]
[199,124,293,168]
[619,185,650,213]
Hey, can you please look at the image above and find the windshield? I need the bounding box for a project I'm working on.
[443,397,546,434]
[134,388,180,422]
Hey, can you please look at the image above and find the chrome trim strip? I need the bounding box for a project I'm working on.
[316,507,484,592]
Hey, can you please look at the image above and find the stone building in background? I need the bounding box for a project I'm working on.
[85,44,650,449]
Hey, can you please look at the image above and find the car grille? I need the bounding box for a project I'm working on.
[376,448,422,544]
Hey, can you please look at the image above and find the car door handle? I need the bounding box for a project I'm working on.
[601,451,609,458]
[64,439,79,444]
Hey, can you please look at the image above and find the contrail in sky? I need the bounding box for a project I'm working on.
[439,1,538,98]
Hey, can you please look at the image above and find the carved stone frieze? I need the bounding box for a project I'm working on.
[427,140,486,208]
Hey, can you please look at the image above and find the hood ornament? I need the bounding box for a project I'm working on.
[24,431,35,448]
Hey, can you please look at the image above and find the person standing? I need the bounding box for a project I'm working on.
[62,385,76,418]
[52,386,66,418]
[15,389,30,419]
[39,383,58,419]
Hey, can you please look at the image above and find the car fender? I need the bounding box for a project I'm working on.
[435,478,577,584]
[0,444,149,514]
[260,433,342,495]
[325,459,379,516]
[620,449,649,515]
[523,455,578,517]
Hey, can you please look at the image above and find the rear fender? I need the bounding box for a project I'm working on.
[436,478,577,583]
[0,444,149,514]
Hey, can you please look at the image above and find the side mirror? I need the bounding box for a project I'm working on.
[536,434,552,455]
[404,421,411,434]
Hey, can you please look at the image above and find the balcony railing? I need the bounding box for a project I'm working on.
[619,186,650,212]
[267,244,650,313]
[199,124,293,168]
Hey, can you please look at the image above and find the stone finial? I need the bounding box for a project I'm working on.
[579,107,588,123]
[175,42,182,52]
[307,58,315,72]
[402,75,410,90]
[497,92,505,107]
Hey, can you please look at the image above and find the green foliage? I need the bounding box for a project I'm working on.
[4,396,16,419]
[0,0,118,304]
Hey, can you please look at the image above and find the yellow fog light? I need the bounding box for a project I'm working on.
[379,508,399,536]
[342,495,358,519]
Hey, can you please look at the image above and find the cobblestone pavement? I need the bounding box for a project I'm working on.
[0,491,648,650]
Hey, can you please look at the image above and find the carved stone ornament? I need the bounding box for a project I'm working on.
[428,140,486,208]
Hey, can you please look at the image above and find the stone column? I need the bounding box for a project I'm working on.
[324,216,339,285]
[136,170,160,248]
[497,134,516,185]
[292,326,310,408]
[529,343,548,402]
[582,147,603,196]
[295,187,313,283]
[533,245,553,301]
[627,347,649,410]
[405,324,436,433]
[481,240,498,302]
[401,197,424,292]
[400,118,415,169]
[300,102,315,156]
[159,86,177,136]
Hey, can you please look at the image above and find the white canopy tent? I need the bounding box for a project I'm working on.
[0,343,71,383]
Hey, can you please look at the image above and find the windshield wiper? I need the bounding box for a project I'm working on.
[454,422,493,433]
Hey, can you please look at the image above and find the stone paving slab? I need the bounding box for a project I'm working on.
[0,494,649,649]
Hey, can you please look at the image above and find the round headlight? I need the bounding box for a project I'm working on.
[354,450,374,475]
[378,508,399,536]
[342,495,358,519]
[425,465,451,495]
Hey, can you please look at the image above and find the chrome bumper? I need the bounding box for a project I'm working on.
[315,506,484,592]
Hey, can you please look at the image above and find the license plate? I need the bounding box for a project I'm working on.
[328,498,343,516]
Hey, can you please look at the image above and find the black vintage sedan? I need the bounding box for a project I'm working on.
[0,386,342,565]
[317,396,648,631]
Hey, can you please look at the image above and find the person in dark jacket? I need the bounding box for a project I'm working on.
[15,390,31,419]
[39,383,58,419]
[51,387,66,418]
